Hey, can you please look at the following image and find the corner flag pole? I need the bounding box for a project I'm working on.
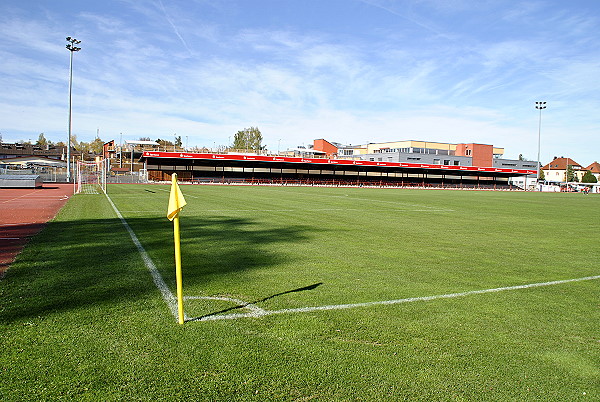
[167,173,187,325]
[173,210,184,324]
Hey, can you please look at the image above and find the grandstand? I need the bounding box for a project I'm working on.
[139,151,535,189]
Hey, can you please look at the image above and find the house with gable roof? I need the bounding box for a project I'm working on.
[584,161,600,181]
[541,157,586,183]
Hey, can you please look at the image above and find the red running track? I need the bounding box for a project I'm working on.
[0,184,73,277]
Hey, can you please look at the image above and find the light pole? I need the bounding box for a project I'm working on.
[66,37,81,182]
[535,101,547,190]
[119,132,123,168]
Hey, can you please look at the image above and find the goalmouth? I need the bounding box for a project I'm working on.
[75,159,108,194]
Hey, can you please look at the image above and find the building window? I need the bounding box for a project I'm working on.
[454,161,460,166]
[434,159,441,164]
[444,160,450,165]
[466,149,472,156]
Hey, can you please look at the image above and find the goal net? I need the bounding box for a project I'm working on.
[75,159,107,194]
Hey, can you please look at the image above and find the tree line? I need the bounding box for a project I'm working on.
[17,133,106,155]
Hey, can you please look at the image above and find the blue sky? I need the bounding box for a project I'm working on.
[1,0,599,164]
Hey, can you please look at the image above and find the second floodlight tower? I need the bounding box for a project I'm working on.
[535,101,547,187]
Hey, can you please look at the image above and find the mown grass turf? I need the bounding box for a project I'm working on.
[1,185,598,400]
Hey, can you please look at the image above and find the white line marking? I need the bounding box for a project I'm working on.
[192,208,452,213]
[185,296,266,315]
[153,186,201,199]
[155,186,453,211]
[126,186,452,213]
[105,192,186,322]
[119,210,157,213]
[195,275,600,322]
[118,208,452,214]
[228,187,455,212]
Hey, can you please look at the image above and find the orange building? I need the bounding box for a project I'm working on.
[313,139,339,157]
[103,140,116,159]
[314,139,508,168]
[455,143,494,168]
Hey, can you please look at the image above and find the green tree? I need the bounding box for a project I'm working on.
[36,133,48,148]
[156,138,174,147]
[233,127,262,151]
[566,165,575,182]
[175,135,182,147]
[76,141,90,153]
[538,169,545,181]
[90,137,104,154]
[69,134,78,149]
[581,170,597,183]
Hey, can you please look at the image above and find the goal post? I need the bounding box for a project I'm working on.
[75,159,108,194]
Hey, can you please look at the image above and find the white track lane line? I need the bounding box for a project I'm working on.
[0,189,39,203]
[105,192,186,322]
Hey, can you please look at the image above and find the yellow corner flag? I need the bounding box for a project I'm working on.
[167,173,187,221]
[167,173,186,324]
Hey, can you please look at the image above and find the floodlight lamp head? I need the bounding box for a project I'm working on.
[66,43,82,52]
[66,36,72,41]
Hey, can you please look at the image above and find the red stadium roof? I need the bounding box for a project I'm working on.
[141,151,536,175]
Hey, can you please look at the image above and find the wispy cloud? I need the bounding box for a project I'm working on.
[157,0,193,56]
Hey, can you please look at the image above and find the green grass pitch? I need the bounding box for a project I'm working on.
[1,184,599,400]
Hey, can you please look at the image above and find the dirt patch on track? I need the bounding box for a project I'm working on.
[0,184,73,278]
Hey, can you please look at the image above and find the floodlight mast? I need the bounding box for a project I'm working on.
[66,37,82,183]
[535,101,547,190]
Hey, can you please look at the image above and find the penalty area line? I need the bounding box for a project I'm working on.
[105,192,186,322]
[195,274,600,322]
